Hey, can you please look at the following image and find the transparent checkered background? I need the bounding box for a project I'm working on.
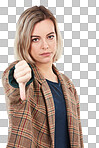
[0,0,99,148]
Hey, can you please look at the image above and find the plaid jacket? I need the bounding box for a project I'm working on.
[2,60,84,148]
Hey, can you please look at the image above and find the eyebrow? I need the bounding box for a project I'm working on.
[31,32,55,38]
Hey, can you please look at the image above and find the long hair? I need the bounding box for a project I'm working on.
[14,5,63,65]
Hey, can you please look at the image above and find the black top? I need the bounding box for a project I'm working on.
[46,79,70,148]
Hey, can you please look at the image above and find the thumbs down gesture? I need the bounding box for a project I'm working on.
[14,60,32,100]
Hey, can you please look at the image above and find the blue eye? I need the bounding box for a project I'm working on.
[48,35,54,39]
[32,38,39,42]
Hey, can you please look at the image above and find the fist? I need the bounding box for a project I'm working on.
[14,60,32,100]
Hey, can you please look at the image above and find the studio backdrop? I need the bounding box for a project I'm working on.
[0,0,99,148]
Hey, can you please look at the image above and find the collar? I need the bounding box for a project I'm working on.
[30,63,64,85]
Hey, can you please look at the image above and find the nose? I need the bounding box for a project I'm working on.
[42,39,49,50]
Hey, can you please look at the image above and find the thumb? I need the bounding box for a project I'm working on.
[19,83,26,100]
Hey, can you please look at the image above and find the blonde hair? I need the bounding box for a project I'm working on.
[14,5,63,65]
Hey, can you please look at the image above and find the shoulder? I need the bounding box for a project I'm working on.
[60,73,78,99]
[60,73,75,89]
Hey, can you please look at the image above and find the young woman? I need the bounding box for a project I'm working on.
[2,6,84,148]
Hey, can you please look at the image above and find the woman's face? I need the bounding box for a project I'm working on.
[30,19,57,65]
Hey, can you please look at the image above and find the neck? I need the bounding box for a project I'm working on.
[35,62,54,76]
[35,62,58,83]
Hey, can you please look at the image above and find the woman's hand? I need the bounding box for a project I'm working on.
[14,60,32,100]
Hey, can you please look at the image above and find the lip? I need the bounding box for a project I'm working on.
[40,52,51,56]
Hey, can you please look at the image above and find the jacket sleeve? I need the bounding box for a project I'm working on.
[74,87,84,148]
[2,61,34,147]
[65,75,84,147]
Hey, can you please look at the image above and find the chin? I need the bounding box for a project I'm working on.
[36,58,53,64]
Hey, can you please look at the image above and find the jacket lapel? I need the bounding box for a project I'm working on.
[41,82,55,147]
[31,63,55,147]
[31,63,74,147]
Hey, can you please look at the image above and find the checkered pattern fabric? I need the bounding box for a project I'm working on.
[0,0,99,148]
